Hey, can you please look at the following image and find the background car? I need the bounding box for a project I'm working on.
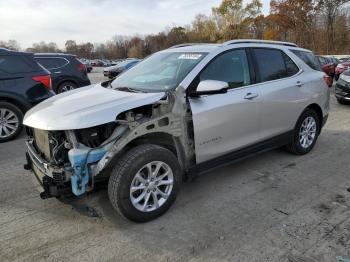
[335,61,350,81]
[80,59,93,73]
[0,48,54,142]
[103,59,140,79]
[339,57,350,63]
[34,53,91,93]
[317,55,335,80]
[335,68,350,104]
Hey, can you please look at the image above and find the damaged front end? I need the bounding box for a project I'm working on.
[24,87,194,199]
[25,121,127,198]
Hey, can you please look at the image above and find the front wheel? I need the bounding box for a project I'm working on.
[108,144,181,222]
[285,108,320,155]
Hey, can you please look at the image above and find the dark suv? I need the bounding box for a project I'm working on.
[0,48,54,142]
[34,53,91,93]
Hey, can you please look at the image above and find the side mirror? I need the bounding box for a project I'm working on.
[195,80,228,96]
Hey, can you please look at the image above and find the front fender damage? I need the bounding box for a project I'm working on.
[66,87,194,196]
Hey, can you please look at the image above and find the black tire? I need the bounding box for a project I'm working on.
[57,81,77,94]
[285,108,320,155]
[337,98,349,105]
[0,102,23,143]
[108,144,181,222]
[335,74,339,81]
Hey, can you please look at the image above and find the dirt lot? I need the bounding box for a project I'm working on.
[0,68,350,262]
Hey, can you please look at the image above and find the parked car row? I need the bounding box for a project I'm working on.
[0,49,92,142]
[103,58,140,79]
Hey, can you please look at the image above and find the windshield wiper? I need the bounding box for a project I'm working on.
[114,86,145,93]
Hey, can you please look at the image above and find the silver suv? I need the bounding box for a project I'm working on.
[24,40,330,222]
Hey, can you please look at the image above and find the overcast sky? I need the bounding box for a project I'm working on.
[0,0,271,49]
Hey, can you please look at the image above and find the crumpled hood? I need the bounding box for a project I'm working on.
[23,84,165,130]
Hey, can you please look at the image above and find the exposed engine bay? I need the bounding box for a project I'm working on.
[25,87,195,198]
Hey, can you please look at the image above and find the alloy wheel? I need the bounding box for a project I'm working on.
[130,161,174,212]
[299,116,317,149]
[0,108,19,139]
[61,84,75,92]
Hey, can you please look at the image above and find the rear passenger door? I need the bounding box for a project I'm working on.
[250,48,303,140]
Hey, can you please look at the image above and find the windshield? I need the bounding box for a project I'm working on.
[111,52,207,92]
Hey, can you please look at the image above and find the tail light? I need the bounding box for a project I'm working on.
[323,75,332,88]
[78,63,87,73]
[32,75,52,90]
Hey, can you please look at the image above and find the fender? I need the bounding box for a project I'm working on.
[0,91,32,112]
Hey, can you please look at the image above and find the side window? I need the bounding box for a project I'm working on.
[35,57,67,70]
[252,48,298,83]
[290,50,322,71]
[35,58,54,69]
[0,55,35,74]
[199,49,251,89]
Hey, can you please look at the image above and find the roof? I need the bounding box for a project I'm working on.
[34,53,76,57]
[0,48,33,56]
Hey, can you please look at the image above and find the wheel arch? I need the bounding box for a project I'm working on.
[305,103,324,130]
[104,132,186,175]
[0,94,30,113]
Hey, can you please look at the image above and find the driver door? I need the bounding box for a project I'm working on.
[189,49,261,163]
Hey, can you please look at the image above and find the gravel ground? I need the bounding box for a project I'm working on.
[0,68,350,262]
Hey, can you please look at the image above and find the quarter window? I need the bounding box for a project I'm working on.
[199,49,251,89]
[252,48,299,83]
[290,50,322,71]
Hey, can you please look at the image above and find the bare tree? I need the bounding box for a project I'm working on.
[317,0,350,53]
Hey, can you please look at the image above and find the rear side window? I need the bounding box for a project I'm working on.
[35,57,68,70]
[252,48,299,82]
[0,55,36,74]
[291,50,322,71]
[200,49,251,89]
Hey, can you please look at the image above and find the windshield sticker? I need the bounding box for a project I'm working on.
[178,54,202,60]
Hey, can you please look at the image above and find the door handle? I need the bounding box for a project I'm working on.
[54,71,62,74]
[296,81,304,87]
[244,93,259,100]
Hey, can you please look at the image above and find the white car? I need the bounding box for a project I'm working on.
[24,40,330,222]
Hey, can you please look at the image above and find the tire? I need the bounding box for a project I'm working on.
[108,144,181,222]
[57,81,77,93]
[0,102,23,143]
[285,108,320,155]
[337,98,349,105]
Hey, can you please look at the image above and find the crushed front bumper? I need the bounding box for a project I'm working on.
[24,139,72,199]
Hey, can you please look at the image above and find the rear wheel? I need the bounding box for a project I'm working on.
[108,144,181,222]
[0,102,23,143]
[57,81,77,93]
[285,108,320,155]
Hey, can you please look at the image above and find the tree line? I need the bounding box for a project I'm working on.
[1,0,349,58]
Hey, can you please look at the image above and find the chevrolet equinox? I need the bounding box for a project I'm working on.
[24,40,330,222]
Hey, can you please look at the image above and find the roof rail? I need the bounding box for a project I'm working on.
[169,43,207,49]
[223,39,297,47]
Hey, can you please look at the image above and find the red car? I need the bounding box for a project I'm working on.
[335,61,350,81]
[317,56,335,87]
